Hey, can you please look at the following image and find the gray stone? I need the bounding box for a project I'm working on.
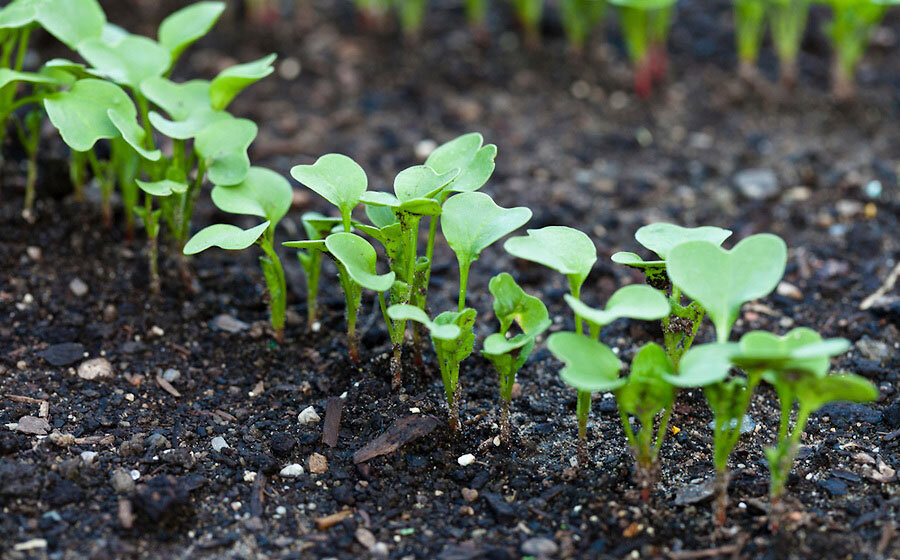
[521,537,559,557]
[69,278,88,297]
[856,337,890,363]
[734,168,778,200]
[673,478,716,506]
[162,368,181,383]
[40,343,84,366]
[14,415,50,435]
[210,314,249,333]
[707,414,756,435]
[110,469,135,494]
[211,436,229,452]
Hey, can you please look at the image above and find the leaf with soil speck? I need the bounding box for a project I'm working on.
[353,415,441,464]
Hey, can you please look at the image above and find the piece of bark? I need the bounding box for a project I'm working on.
[155,375,181,397]
[315,509,353,530]
[353,415,440,464]
[323,397,343,448]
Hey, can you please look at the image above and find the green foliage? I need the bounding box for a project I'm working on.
[505,226,597,296]
[425,132,497,195]
[821,0,895,99]
[548,332,624,393]
[291,153,368,232]
[195,117,257,186]
[609,0,677,95]
[77,34,171,90]
[209,54,276,111]
[142,77,230,139]
[734,0,767,66]
[325,232,397,293]
[560,0,606,51]
[184,221,271,254]
[666,234,787,343]
[768,0,810,85]
[291,213,342,327]
[563,284,670,336]
[0,0,105,49]
[158,1,226,63]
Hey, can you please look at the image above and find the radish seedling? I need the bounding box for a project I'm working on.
[510,0,544,46]
[465,0,490,38]
[388,304,476,432]
[612,223,732,364]
[482,272,551,444]
[560,0,606,53]
[441,191,532,311]
[821,0,898,101]
[733,0,768,78]
[157,2,226,65]
[135,179,188,294]
[296,212,343,328]
[394,0,428,38]
[186,167,292,341]
[608,0,677,97]
[291,153,368,234]
[769,0,810,87]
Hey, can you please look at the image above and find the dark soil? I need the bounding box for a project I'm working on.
[2,1,900,558]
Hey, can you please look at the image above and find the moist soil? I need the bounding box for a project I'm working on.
[2,0,900,558]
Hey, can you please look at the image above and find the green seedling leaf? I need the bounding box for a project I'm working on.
[610,251,664,269]
[442,192,532,265]
[635,223,732,260]
[195,117,257,186]
[433,308,477,356]
[394,165,459,202]
[794,373,878,412]
[504,226,597,293]
[211,166,292,226]
[142,77,228,140]
[0,0,38,29]
[44,78,160,159]
[1,0,106,48]
[564,284,670,329]
[325,232,396,292]
[365,205,399,229]
[483,272,551,355]
[608,0,677,9]
[283,239,327,251]
[387,304,461,340]
[667,234,787,343]
[209,54,276,110]
[78,34,171,90]
[184,221,270,255]
[302,212,344,240]
[616,342,676,416]
[667,342,738,387]
[547,332,623,392]
[136,179,188,197]
[291,154,367,229]
[425,132,498,194]
[158,1,226,62]
[734,328,849,377]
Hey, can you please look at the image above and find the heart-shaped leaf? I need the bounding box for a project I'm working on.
[433,308,478,364]
[325,232,396,292]
[141,77,212,119]
[794,373,878,412]
[441,192,532,266]
[395,165,459,202]
[610,251,664,269]
[283,239,327,251]
[136,179,188,197]
[733,328,849,377]
[33,0,105,49]
[547,332,623,392]
[666,342,738,387]
[617,342,676,416]
[158,1,225,63]
[195,117,257,186]
[183,221,270,255]
[291,154,367,229]
[211,166,292,226]
[635,223,733,260]
[0,0,39,30]
[78,34,171,90]
[44,79,160,159]
[563,284,670,329]
[504,226,597,293]
[387,304,461,340]
[209,54,276,110]
[484,273,551,355]
[425,132,498,194]
[364,205,398,229]
[0,68,58,89]
[667,234,787,343]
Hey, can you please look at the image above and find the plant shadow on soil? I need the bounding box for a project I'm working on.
[1,0,900,558]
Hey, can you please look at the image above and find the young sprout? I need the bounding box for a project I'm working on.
[325,232,396,364]
[768,0,810,87]
[613,223,733,364]
[441,191,532,311]
[559,284,670,449]
[296,212,343,328]
[608,0,677,97]
[157,2,226,66]
[134,179,187,294]
[733,0,768,79]
[482,273,551,444]
[355,0,392,30]
[821,0,896,101]
[464,0,490,40]
[394,0,428,39]
[388,304,476,432]
[559,0,606,54]
[186,167,292,342]
[510,0,544,47]
[291,153,368,234]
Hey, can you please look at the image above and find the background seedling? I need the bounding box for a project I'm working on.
[464,0,490,39]
[388,304,476,432]
[394,0,428,38]
[135,179,187,294]
[608,0,677,97]
[295,212,343,328]
[769,0,810,87]
[510,0,544,46]
[442,191,532,311]
[560,0,606,54]
[482,273,551,444]
[186,166,292,341]
[733,0,768,79]
[291,153,367,233]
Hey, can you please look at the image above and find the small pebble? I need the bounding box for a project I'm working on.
[309,453,328,474]
[26,246,41,261]
[298,406,321,425]
[243,471,257,482]
[414,139,437,161]
[211,436,229,452]
[80,451,97,466]
[521,537,559,557]
[231,501,242,511]
[110,469,135,494]
[457,454,475,467]
[77,358,113,380]
[461,488,478,502]
[279,464,304,478]
[162,368,181,383]
[69,278,88,297]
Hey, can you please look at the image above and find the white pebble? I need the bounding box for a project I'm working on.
[244,471,257,482]
[80,451,97,465]
[129,469,141,480]
[457,454,475,467]
[279,464,304,478]
[298,406,321,425]
[211,436,229,452]
[231,501,242,511]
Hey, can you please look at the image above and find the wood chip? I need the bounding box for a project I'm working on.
[861,261,900,310]
[250,473,266,522]
[4,394,44,405]
[155,375,181,397]
[323,397,343,448]
[353,415,441,464]
[315,509,353,530]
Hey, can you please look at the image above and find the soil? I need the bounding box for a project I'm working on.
[2,0,900,558]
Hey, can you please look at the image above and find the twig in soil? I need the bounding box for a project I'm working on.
[877,521,896,555]
[250,472,266,521]
[156,375,182,398]
[860,261,900,310]
[353,415,440,464]
[4,394,44,405]
[323,397,343,448]
[315,509,353,530]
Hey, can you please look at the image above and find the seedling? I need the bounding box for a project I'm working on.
[185,167,292,342]
[608,0,677,97]
[355,0,392,30]
[482,273,551,444]
[464,0,490,38]
[441,191,532,311]
[394,0,428,38]
[510,0,544,46]
[560,0,606,53]
[388,304,476,432]
[134,179,188,294]
[549,336,676,497]
[613,223,733,364]
[296,212,343,327]
[769,0,810,87]
[291,153,368,234]
[821,0,898,101]
[733,0,768,79]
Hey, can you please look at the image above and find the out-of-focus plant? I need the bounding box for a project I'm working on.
[465,0,490,38]
[510,0,544,46]
[394,0,429,38]
[733,0,768,79]
[295,212,343,328]
[482,272,551,444]
[134,179,187,294]
[769,0,810,87]
[356,0,392,30]
[560,0,606,53]
[185,167,293,341]
[608,0,677,97]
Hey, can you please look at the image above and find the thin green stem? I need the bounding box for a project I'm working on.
[458,259,471,311]
[568,276,583,335]
[576,389,591,439]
